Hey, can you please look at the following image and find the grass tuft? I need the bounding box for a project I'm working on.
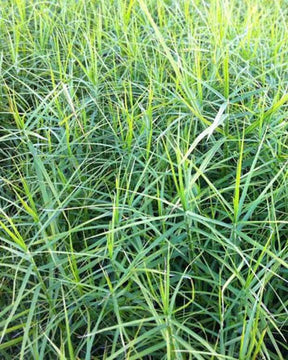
[0,0,287,359]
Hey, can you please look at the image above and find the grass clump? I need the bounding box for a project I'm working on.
[0,0,287,359]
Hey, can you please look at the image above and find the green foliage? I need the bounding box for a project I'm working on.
[0,0,287,359]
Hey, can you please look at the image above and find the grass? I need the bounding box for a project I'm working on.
[0,0,287,359]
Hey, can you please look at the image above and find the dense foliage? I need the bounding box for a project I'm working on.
[0,0,287,359]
